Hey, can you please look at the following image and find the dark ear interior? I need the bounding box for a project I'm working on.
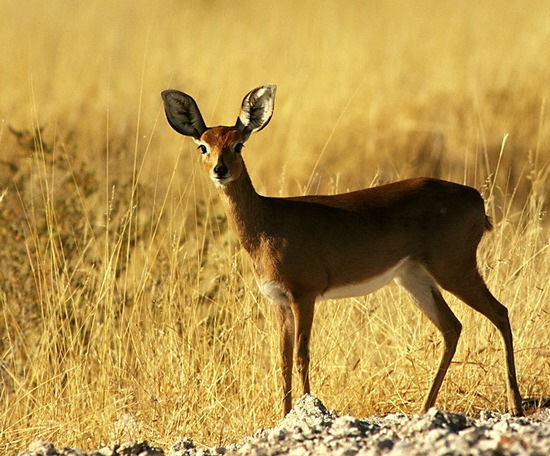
[236,85,276,138]
[161,90,208,139]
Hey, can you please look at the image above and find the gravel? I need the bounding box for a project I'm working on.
[18,395,550,456]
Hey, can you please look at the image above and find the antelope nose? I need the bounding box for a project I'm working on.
[214,161,228,177]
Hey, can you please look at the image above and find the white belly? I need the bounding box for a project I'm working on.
[258,258,409,305]
[318,257,408,301]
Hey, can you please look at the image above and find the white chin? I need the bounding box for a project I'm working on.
[212,176,231,187]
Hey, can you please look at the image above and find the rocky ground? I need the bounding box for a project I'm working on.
[19,395,550,456]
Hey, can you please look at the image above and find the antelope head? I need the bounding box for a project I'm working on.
[161,85,276,188]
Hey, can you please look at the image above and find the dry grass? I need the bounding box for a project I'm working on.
[1,0,549,453]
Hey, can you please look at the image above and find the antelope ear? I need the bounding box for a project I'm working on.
[236,84,276,139]
[161,90,208,140]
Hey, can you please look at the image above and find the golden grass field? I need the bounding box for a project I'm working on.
[1,0,549,453]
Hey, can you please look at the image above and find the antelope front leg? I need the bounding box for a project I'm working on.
[291,298,315,400]
[276,305,295,415]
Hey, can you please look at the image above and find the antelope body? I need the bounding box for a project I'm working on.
[161,85,523,416]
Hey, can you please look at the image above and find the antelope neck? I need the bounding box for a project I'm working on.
[218,166,269,255]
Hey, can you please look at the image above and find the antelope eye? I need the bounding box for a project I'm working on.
[234,143,244,154]
[198,144,208,154]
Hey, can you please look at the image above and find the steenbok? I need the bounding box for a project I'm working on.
[161,85,523,417]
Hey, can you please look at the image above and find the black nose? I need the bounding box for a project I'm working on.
[214,161,229,177]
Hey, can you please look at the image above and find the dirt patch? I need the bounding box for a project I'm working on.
[19,395,550,456]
